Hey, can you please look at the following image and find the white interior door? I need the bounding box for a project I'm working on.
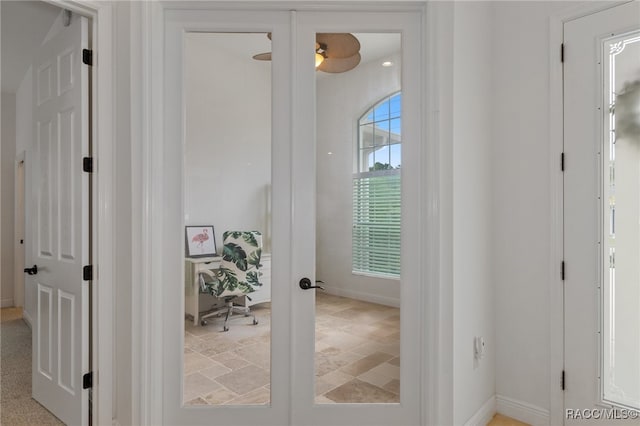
[291,10,423,425]
[564,1,640,422]
[163,10,292,425]
[162,6,424,426]
[29,12,90,426]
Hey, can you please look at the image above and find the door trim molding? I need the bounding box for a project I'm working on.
[42,1,116,424]
[14,150,26,309]
[549,3,631,424]
[424,2,454,425]
[134,2,165,424]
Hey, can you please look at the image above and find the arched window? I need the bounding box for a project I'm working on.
[352,92,401,278]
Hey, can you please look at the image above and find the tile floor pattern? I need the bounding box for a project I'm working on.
[184,292,400,405]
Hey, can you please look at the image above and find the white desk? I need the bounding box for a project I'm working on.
[185,254,271,326]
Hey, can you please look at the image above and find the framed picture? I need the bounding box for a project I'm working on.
[185,225,218,257]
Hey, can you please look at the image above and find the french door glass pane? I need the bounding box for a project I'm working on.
[315,32,401,404]
[183,32,272,406]
[602,29,640,410]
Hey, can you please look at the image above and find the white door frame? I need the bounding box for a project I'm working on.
[39,1,115,424]
[14,150,26,310]
[549,2,633,424]
[136,1,453,425]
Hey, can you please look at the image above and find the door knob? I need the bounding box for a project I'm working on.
[24,265,38,275]
[299,278,324,290]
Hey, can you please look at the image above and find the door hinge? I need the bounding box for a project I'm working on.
[561,370,565,390]
[83,157,93,173]
[83,265,93,281]
[561,261,565,281]
[82,49,93,66]
[561,43,564,63]
[83,372,93,389]
[561,152,565,171]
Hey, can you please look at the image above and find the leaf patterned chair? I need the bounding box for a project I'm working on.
[198,231,263,331]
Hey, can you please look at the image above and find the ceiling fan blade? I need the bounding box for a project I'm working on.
[252,52,272,61]
[317,52,361,73]
[316,33,360,59]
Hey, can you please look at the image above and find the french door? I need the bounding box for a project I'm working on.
[564,1,640,422]
[161,5,425,426]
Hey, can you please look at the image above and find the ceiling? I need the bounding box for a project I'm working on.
[1,9,401,93]
[1,1,61,93]
[353,33,401,65]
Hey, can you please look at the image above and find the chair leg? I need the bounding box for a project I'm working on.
[231,305,258,325]
[221,303,232,332]
[202,300,258,331]
[200,304,227,326]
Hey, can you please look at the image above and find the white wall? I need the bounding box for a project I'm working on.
[1,92,16,308]
[15,67,32,157]
[184,33,272,253]
[315,52,401,307]
[492,1,573,419]
[451,3,496,424]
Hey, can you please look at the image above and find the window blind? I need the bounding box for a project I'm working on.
[352,170,401,278]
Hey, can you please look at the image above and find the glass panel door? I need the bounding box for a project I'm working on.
[291,10,423,425]
[315,36,401,405]
[183,31,273,407]
[163,10,292,425]
[563,1,640,418]
[602,29,640,411]
[161,7,425,426]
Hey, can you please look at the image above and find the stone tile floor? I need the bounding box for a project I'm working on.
[184,292,400,405]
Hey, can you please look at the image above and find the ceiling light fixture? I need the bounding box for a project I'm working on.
[253,33,361,73]
[315,42,326,68]
[382,61,393,67]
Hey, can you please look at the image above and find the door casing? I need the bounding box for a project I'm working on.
[14,151,26,310]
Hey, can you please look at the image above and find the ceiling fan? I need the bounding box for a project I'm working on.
[252,33,361,73]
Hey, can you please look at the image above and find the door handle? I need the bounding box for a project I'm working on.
[24,265,38,275]
[299,278,325,290]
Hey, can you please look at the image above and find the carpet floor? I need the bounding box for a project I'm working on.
[1,308,63,425]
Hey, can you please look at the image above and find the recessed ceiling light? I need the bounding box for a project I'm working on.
[382,61,393,67]
[327,152,333,155]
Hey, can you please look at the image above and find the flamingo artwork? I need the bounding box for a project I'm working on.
[191,228,209,249]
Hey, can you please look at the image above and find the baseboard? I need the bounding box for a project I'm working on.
[464,395,496,426]
[321,285,400,308]
[496,394,550,426]
[23,310,33,329]
[1,298,15,308]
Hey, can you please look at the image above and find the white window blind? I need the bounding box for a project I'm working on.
[352,170,401,277]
